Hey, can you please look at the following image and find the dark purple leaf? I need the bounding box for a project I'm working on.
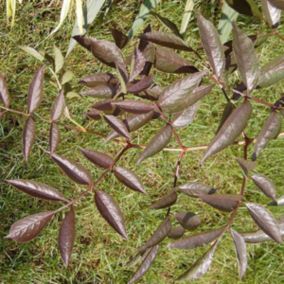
[6,211,54,243]
[80,73,117,87]
[0,74,10,107]
[112,100,155,114]
[176,182,216,197]
[236,158,256,176]
[51,90,65,122]
[197,14,225,79]
[154,47,198,74]
[80,148,114,169]
[137,124,173,164]
[150,190,177,209]
[226,0,253,15]
[140,31,194,51]
[106,111,155,141]
[95,190,127,239]
[158,71,207,113]
[201,101,252,163]
[27,66,44,114]
[199,194,241,212]
[58,207,75,267]
[231,229,247,279]
[246,202,282,243]
[177,241,219,281]
[104,115,131,140]
[168,227,223,249]
[258,55,284,87]
[233,23,259,92]
[80,84,116,98]
[74,36,127,76]
[6,179,67,202]
[150,11,182,38]
[253,111,282,160]
[113,166,145,194]
[252,173,277,201]
[111,28,129,49]
[49,123,60,154]
[175,212,201,230]
[167,225,185,239]
[172,102,200,128]
[128,245,159,284]
[23,116,35,162]
[129,48,146,81]
[51,154,93,185]
[139,217,171,253]
[127,76,153,93]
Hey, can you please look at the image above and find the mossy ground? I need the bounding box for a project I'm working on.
[0,1,284,283]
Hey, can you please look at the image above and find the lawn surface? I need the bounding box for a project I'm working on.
[1,1,284,283]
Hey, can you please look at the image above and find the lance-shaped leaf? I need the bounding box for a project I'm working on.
[258,55,284,87]
[6,179,67,202]
[168,227,223,249]
[232,23,259,92]
[51,90,65,122]
[177,241,219,281]
[6,211,54,243]
[197,14,225,79]
[137,124,173,164]
[172,102,200,128]
[23,116,36,162]
[252,111,282,160]
[261,0,281,27]
[27,66,45,114]
[51,154,92,185]
[158,71,207,113]
[231,229,247,279]
[202,101,252,163]
[74,36,127,77]
[226,0,253,15]
[95,190,127,239]
[80,84,116,98]
[107,112,155,141]
[252,173,277,201]
[58,207,75,267]
[246,202,282,243]
[0,74,10,107]
[150,11,181,38]
[242,219,284,242]
[154,47,198,74]
[80,73,117,87]
[104,115,131,140]
[150,190,177,209]
[111,28,128,49]
[175,212,201,230]
[80,148,114,169]
[92,99,119,114]
[176,182,216,197]
[49,123,60,154]
[128,245,159,284]
[143,84,163,100]
[269,0,284,9]
[113,166,145,194]
[112,100,155,114]
[140,31,194,51]
[236,157,256,176]
[168,225,185,239]
[139,217,171,253]
[199,194,241,212]
[127,76,153,93]
[129,47,146,81]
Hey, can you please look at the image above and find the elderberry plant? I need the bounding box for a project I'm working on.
[1,1,284,283]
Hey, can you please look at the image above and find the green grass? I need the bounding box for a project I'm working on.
[1,0,284,283]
